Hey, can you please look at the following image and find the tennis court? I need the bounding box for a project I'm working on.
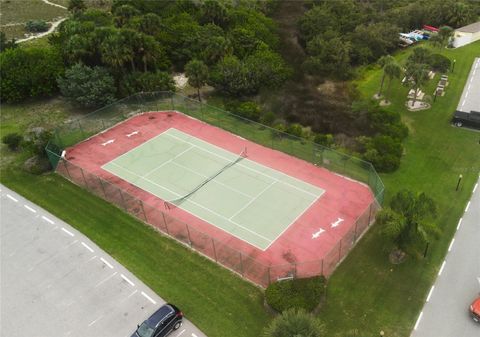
[102,128,325,250]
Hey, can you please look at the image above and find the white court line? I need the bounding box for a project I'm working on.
[164,130,322,198]
[106,162,273,245]
[100,257,114,269]
[81,242,94,253]
[141,291,157,304]
[170,160,254,199]
[438,261,446,276]
[414,311,423,330]
[426,286,435,302]
[448,238,455,252]
[142,145,195,178]
[121,274,135,287]
[24,205,36,213]
[41,215,54,224]
[95,272,117,287]
[61,227,74,237]
[457,218,463,230]
[229,180,277,220]
[6,194,18,202]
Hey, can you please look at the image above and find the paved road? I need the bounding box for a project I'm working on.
[411,176,480,337]
[0,185,206,337]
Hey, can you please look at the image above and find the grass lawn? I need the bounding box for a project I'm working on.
[0,0,66,24]
[316,41,480,337]
[0,102,271,337]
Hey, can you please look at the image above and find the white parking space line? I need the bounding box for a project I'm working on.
[120,274,135,287]
[41,215,54,224]
[120,289,138,303]
[24,205,36,213]
[426,286,435,302]
[81,242,94,253]
[175,329,186,337]
[141,291,156,304]
[448,238,455,252]
[438,261,446,276]
[457,217,462,230]
[474,183,478,193]
[465,201,470,212]
[6,194,18,202]
[192,333,198,337]
[94,272,117,288]
[414,311,423,330]
[88,315,103,327]
[100,257,114,269]
[61,227,74,237]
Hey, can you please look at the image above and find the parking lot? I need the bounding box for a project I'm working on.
[0,186,206,337]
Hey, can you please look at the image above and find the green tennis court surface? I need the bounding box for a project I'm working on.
[102,128,325,250]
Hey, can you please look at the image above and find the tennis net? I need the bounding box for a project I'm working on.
[164,147,247,210]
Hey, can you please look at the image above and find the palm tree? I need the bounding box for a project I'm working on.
[405,62,428,107]
[438,26,454,48]
[138,35,160,72]
[377,55,395,97]
[263,308,324,337]
[383,61,402,104]
[100,33,132,73]
[378,190,438,254]
[202,36,233,65]
[185,59,209,102]
[120,29,142,72]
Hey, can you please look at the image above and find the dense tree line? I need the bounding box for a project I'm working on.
[298,0,479,78]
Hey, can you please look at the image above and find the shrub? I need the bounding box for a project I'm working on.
[314,133,334,147]
[119,71,174,97]
[0,46,64,103]
[265,276,326,312]
[363,135,403,172]
[2,133,23,151]
[236,101,261,121]
[263,308,324,337]
[22,128,52,158]
[58,64,116,108]
[25,20,50,33]
[260,111,276,126]
[285,123,304,138]
[428,53,451,73]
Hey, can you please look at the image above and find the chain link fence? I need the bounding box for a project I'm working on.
[46,91,383,287]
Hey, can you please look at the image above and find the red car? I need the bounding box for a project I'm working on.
[470,297,480,322]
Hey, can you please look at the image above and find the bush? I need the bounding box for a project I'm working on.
[285,123,304,138]
[2,133,23,151]
[265,276,326,312]
[236,101,261,121]
[363,135,403,172]
[25,20,50,33]
[314,133,334,147]
[58,64,116,108]
[428,53,451,73]
[22,128,52,158]
[0,46,64,103]
[263,308,324,337]
[119,71,175,97]
[260,111,276,126]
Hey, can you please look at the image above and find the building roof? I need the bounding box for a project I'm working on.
[456,57,480,114]
[456,21,480,33]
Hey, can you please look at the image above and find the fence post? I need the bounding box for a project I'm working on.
[267,267,271,285]
[185,224,192,247]
[80,168,89,190]
[338,239,342,263]
[353,221,359,243]
[78,120,85,138]
[98,177,107,198]
[118,189,127,210]
[211,238,217,262]
[162,212,169,234]
[321,259,324,276]
[368,203,373,225]
[171,95,175,110]
[63,160,72,180]
[240,253,244,276]
[139,200,147,222]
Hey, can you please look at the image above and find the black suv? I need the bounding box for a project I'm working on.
[131,303,183,337]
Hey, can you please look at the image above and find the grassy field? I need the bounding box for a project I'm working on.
[0,0,67,39]
[317,41,480,336]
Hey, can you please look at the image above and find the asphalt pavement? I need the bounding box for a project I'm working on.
[411,176,480,337]
[0,184,207,337]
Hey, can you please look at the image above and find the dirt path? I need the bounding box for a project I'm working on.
[15,0,67,43]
